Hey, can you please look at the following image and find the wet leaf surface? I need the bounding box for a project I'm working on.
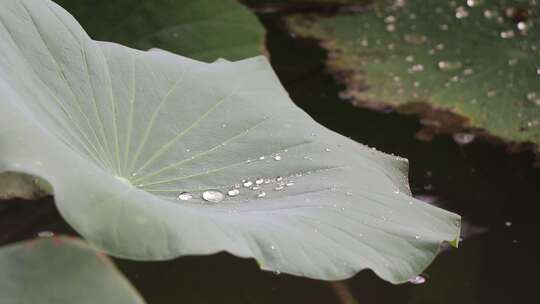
[287,0,540,146]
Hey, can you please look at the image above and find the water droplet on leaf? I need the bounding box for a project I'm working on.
[37,231,54,238]
[453,133,475,145]
[409,275,427,285]
[466,0,483,7]
[202,190,225,203]
[227,189,240,197]
[438,61,462,71]
[178,192,193,201]
[500,30,515,39]
[455,6,469,19]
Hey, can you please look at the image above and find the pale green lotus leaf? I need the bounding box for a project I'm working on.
[0,237,145,304]
[0,0,460,283]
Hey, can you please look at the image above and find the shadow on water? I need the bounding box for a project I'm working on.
[1,13,539,304]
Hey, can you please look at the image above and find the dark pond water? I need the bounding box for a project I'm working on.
[1,12,539,304]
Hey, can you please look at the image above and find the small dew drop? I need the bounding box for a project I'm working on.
[227,189,240,197]
[403,33,427,45]
[517,21,528,31]
[409,275,427,285]
[285,181,295,187]
[243,180,253,187]
[505,7,517,18]
[508,58,519,66]
[505,221,513,227]
[409,64,424,73]
[37,231,54,238]
[276,176,283,182]
[384,15,396,23]
[178,192,193,201]
[455,6,469,19]
[275,185,284,191]
[500,30,515,39]
[527,92,540,105]
[252,186,261,190]
[202,190,225,203]
[273,154,282,161]
[437,61,462,71]
[415,235,421,240]
[255,178,264,185]
[259,156,266,160]
[466,0,483,7]
[453,133,475,145]
[325,148,332,152]
[257,191,266,198]
[463,68,474,75]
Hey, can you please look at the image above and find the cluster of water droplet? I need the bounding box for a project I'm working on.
[176,174,298,204]
[171,145,338,204]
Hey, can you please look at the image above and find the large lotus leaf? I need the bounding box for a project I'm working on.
[0,0,460,283]
[287,0,540,145]
[0,237,145,304]
[53,0,266,62]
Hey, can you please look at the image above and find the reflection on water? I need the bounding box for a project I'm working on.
[0,12,539,304]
